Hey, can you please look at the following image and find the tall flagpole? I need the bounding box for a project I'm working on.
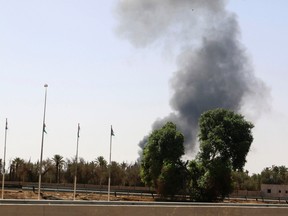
[108,125,114,201]
[38,84,48,200]
[1,118,8,199]
[73,123,80,200]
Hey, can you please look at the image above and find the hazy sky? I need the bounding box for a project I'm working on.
[0,0,287,174]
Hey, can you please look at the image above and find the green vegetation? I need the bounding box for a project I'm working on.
[197,109,254,172]
[140,108,254,201]
[2,155,142,187]
[187,108,254,201]
[1,108,288,202]
[140,122,185,197]
[261,165,288,184]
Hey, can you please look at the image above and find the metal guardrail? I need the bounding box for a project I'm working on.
[0,199,288,208]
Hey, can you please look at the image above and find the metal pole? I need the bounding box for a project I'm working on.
[38,84,48,200]
[108,125,113,201]
[73,123,80,200]
[1,118,8,199]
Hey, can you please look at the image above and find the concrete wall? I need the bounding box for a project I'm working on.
[231,190,261,197]
[261,184,288,198]
[0,205,288,216]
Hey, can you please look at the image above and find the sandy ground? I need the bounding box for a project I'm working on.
[1,190,154,201]
[1,190,286,205]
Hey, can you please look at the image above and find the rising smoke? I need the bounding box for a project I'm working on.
[115,0,268,154]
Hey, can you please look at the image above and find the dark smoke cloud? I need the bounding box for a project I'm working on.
[116,0,269,154]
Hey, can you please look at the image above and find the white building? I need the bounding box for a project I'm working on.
[261,184,288,198]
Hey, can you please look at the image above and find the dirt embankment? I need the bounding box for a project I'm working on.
[2,190,286,205]
[1,190,154,201]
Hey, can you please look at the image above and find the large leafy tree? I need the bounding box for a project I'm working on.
[198,108,254,171]
[189,108,254,201]
[140,122,185,196]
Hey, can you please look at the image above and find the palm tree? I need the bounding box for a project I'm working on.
[52,154,64,183]
[95,156,108,185]
[126,162,141,187]
[11,157,25,182]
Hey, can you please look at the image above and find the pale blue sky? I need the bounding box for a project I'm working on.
[0,0,287,174]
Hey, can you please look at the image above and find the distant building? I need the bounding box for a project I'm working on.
[261,184,288,198]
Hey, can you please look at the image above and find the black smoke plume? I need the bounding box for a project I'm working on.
[116,0,268,154]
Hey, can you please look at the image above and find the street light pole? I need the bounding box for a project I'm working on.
[108,125,114,201]
[38,84,48,200]
[73,123,80,200]
[1,118,8,199]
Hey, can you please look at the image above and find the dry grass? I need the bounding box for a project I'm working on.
[2,190,283,205]
[1,190,154,201]
[2,190,38,199]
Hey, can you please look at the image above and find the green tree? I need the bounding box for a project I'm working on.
[140,122,184,197]
[41,158,54,183]
[158,161,187,197]
[52,154,65,183]
[77,158,95,184]
[95,156,108,185]
[110,161,125,186]
[261,165,288,184]
[231,170,260,191]
[9,157,25,182]
[198,108,254,171]
[126,162,142,187]
[25,160,38,182]
[190,108,254,201]
[63,158,75,183]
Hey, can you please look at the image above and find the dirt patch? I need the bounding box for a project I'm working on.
[1,190,154,201]
[1,190,38,199]
[2,190,285,205]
